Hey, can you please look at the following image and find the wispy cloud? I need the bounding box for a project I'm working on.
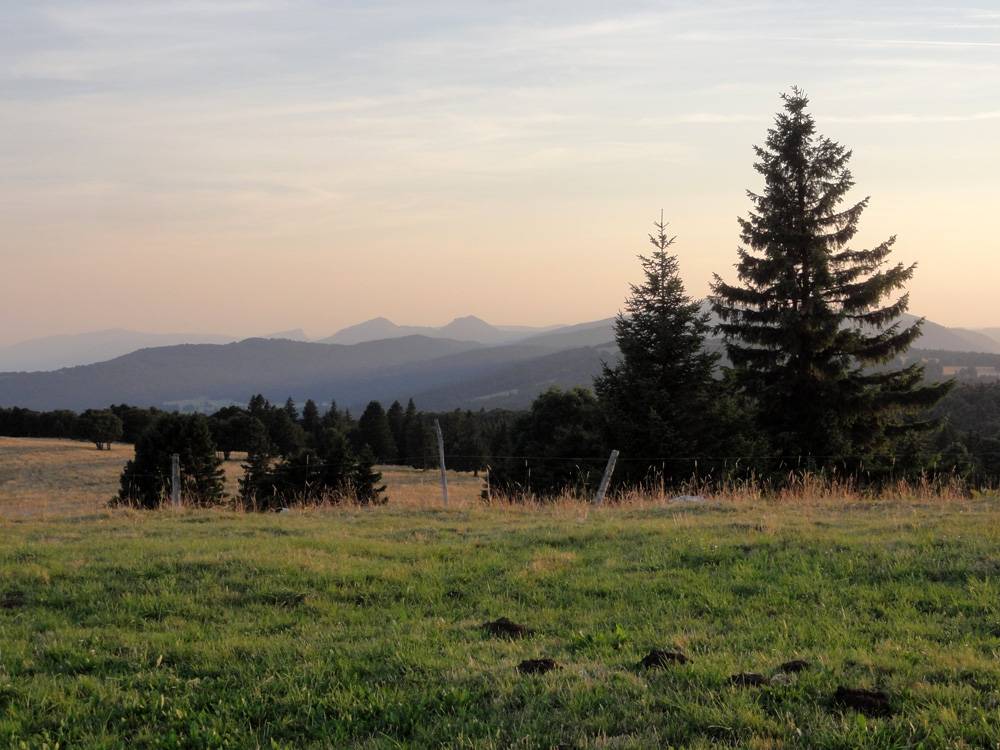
[3,0,1000,341]
[638,113,766,125]
[42,0,281,32]
[827,111,1000,124]
[638,110,1000,127]
[675,31,1000,49]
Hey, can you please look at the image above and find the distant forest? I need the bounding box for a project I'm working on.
[3,89,999,506]
[2,379,1000,499]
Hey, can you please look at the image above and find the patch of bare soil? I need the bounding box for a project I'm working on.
[517,658,558,675]
[729,672,768,687]
[777,659,810,673]
[638,649,689,668]
[481,617,532,638]
[833,686,893,716]
[1,590,26,609]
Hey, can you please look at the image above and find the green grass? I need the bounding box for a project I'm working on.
[2,500,1000,748]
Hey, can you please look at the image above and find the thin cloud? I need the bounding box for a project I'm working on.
[676,31,1000,49]
[640,111,1000,126]
[827,111,1000,124]
[638,113,766,125]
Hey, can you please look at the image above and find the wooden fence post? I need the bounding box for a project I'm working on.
[593,449,619,506]
[170,453,181,507]
[434,419,449,506]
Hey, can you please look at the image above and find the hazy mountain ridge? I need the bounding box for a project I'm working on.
[977,328,1000,347]
[0,336,483,411]
[0,327,315,372]
[0,329,238,373]
[318,315,556,346]
[4,311,996,375]
[2,312,998,413]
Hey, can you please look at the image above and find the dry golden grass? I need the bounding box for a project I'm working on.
[0,437,129,518]
[0,437,486,518]
[0,437,991,521]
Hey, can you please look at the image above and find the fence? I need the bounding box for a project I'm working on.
[135,446,1000,507]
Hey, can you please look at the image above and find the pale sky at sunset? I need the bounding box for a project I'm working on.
[2,1,999,345]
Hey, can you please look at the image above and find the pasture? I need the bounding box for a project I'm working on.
[1,438,999,748]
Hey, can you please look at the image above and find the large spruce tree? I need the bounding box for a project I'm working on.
[710,88,948,472]
[595,214,731,486]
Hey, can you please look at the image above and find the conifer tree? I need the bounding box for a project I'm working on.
[238,424,274,509]
[594,213,723,485]
[453,410,488,474]
[490,388,606,498]
[399,398,419,465]
[710,88,949,472]
[317,428,356,491]
[118,414,224,508]
[248,394,269,421]
[301,399,322,441]
[321,400,343,431]
[357,400,397,462]
[403,403,429,469]
[352,445,388,505]
[386,400,405,464]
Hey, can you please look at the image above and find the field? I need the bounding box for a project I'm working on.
[0,437,485,518]
[2,439,1000,748]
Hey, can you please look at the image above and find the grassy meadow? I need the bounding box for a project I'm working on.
[1,438,1000,747]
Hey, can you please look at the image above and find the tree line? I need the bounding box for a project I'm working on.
[109,394,511,509]
[0,404,159,449]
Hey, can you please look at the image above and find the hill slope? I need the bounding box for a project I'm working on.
[320,316,541,346]
[0,329,237,372]
[0,337,482,411]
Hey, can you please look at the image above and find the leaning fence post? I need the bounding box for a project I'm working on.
[433,419,449,506]
[170,453,181,507]
[593,449,619,506]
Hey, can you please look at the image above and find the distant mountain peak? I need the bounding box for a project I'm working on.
[263,328,310,341]
[441,315,501,333]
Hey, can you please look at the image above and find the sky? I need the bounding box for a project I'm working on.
[1,0,999,345]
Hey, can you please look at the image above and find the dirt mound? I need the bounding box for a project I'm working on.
[1,590,26,609]
[833,686,892,716]
[518,658,558,675]
[729,672,768,687]
[481,617,532,638]
[638,649,689,668]
[777,659,810,673]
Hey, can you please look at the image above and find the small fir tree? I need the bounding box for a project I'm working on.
[238,424,274,509]
[594,213,723,486]
[352,445,387,505]
[117,414,224,508]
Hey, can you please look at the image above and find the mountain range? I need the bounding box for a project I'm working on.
[0,313,997,413]
[0,316,563,373]
[7,312,994,375]
[318,315,561,346]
